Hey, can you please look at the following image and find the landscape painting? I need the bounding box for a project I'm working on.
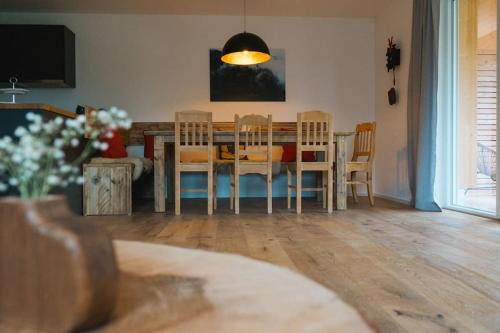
[210,48,286,102]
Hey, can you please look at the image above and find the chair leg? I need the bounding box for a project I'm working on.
[213,168,217,211]
[230,169,234,210]
[367,171,375,206]
[296,168,302,214]
[235,173,240,215]
[287,167,292,209]
[327,168,333,214]
[351,172,359,203]
[322,171,327,209]
[316,172,322,202]
[207,167,213,216]
[175,169,181,216]
[267,172,272,214]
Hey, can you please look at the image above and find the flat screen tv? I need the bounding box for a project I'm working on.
[0,24,75,88]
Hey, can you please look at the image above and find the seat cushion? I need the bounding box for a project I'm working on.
[220,145,246,160]
[143,134,154,161]
[281,144,315,162]
[180,147,218,163]
[100,130,128,158]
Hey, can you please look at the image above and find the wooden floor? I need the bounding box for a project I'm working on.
[92,197,500,333]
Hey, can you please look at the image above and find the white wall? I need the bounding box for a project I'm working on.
[374,0,413,203]
[0,13,375,133]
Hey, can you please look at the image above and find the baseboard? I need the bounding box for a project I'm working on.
[374,193,412,206]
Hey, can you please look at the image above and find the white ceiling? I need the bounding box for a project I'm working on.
[0,0,377,18]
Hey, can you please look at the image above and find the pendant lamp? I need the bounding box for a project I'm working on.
[221,0,271,65]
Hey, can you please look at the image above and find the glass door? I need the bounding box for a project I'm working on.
[451,0,497,215]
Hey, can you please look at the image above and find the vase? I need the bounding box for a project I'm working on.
[0,195,118,333]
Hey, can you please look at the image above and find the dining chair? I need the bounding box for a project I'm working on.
[174,110,214,215]
[231,114,273,214]
[346,122,376,206]
[287,111,334,214]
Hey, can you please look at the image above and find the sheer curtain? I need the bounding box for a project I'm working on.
[407,0,442,211]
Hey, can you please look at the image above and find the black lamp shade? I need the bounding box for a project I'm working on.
[221,32,271,65]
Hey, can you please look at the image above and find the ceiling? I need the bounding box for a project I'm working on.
[0,0,377,18]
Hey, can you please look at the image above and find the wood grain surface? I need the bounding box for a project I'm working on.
[0,196,118,333]
[93,197,500,333]
[0,103,77,119]
[97,240,373,333]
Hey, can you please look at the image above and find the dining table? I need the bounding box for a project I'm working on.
[144,127,354,213]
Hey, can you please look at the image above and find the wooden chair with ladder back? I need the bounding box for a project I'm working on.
[175,110,214,215]
[230,114,273,214]
[287,111,334,214]
[346,122,376,206]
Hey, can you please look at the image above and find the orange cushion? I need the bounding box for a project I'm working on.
[180,146,218,163]
[245,146,284,162]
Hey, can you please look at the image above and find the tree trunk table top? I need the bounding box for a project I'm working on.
[99,240,373,333]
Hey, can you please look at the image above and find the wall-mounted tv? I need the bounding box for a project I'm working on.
[0,24,75,88]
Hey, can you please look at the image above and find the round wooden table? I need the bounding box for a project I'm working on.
[98,241,373,333]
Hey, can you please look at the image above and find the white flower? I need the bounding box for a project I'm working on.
[54,117,64,125]
[97,111,112,123]
[54,149,65,159]
[14,127,27,137]
[31,150,42,161]
[26,113,42,123]
[60,164,72,173]
[66,119,77,128]
[54,139,64,148]
[29,163,40,171]
[29,123,41,133]
[0,106,131,198]
[117,110,127,118]
[12,154,22,163]
[47,175,60,185]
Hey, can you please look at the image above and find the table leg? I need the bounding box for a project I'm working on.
[335,136,347,210]
[154,136,166,212]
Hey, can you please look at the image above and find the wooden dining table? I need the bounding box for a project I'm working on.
[145,127,354,213]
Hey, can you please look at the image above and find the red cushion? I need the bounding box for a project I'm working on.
[144,134,154,161]
[100,129,128,158]
[302,150,316,162]
[281,144,316,162]
[281,144,297,162]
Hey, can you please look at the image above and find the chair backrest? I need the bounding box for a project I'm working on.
[352,122,376,162]
[175,110,213,157]
[234,114,273,163]
[297,111,334,163]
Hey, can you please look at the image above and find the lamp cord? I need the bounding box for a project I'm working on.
[243,0,247,32]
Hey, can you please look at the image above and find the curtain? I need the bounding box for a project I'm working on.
[407,0,442,211]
